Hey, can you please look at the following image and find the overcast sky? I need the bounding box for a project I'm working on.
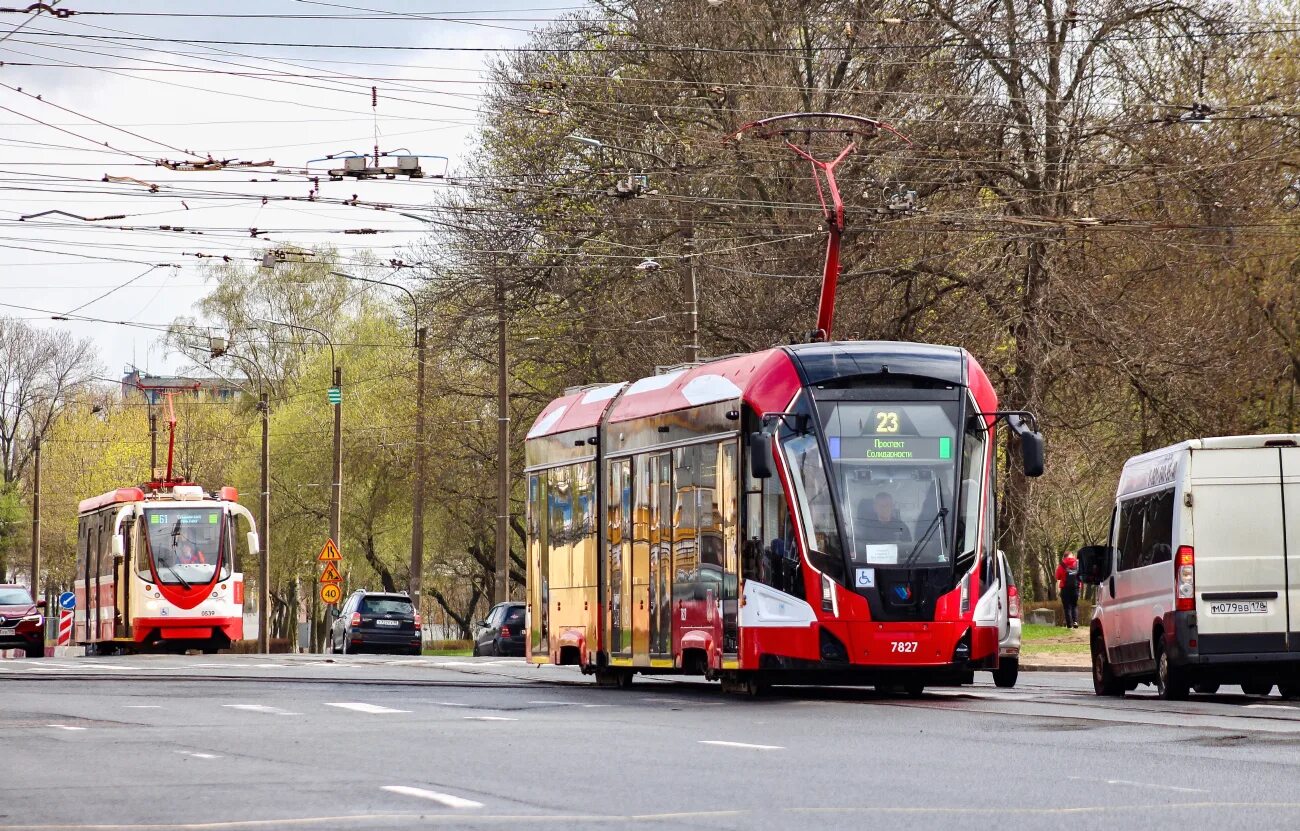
[0,1,562,381]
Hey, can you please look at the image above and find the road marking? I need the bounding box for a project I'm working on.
[326,702,411,714]
[1069,775,1207,794]
[177,751,221,759]
[47,724,87,731]
[222,704,302,716]
[462,716,517,721]
[124,705,162,709]
[527,700,574,706]
[434,701,470,707]
[698,740,782,750]
[381,786,484,809]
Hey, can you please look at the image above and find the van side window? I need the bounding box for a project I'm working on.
[1139,490,1175,568]
[1116,489,1175,571]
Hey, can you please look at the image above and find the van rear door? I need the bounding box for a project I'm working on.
[1283,446,1300,651]
[1191,447,1289,654]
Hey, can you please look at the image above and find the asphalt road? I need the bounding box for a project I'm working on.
[3,655,1300,830]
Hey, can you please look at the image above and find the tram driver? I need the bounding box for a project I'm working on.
[858,491,911,544]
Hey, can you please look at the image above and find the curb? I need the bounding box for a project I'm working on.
[1021,663,1089,673]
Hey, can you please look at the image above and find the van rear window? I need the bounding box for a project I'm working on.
[1115,489,1175,571]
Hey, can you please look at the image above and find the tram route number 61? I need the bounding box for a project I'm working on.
[891,641,918,653]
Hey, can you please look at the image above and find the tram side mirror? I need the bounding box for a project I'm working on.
[1007,414,1045,477]
[1077,546,1113,585]
[246,532,261,557]
[1020,431,1045,477]
[749,432,774,479]
[111,534,125,558]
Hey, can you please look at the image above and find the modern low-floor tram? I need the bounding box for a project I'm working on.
[524,340,1043,691]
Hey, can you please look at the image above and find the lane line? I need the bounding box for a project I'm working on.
[434,701,470,707]
[381,786,484,809]
[177,751,221,759]
[47,724,87,731]
[326,702,411,714]
[462,716,517,721]
[124,705,162,709]
[698,740,782,750]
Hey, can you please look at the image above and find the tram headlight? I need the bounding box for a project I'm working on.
[145,600,160,611]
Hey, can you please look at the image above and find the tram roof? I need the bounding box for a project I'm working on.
[78,487,146,514]
[525,341,990,441]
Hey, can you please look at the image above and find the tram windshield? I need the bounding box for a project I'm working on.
[140,507,230,586]
[783,397,986,572]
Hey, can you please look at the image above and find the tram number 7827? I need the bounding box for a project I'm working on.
[891,641,919,653]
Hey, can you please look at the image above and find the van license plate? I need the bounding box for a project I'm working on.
[375,619,400,627]
[1209,601,1269,615]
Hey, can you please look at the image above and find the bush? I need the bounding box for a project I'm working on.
[426,639,471,651]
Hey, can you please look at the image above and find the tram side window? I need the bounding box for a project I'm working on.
[547,467,573,589]
[698,443,721,569]
[762,471,803,599]
[673,445,700,596]
[573,462,596,587]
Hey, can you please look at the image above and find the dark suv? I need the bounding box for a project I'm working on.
[473,602,525,657]
[0,584,45,658]
[328,591,422,656]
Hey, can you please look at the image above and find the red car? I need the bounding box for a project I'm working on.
[0,584,45,658]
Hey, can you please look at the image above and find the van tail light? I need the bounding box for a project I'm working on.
[1175,545,1195,611]
[1007,585,1021,619]
[500,625,512,638]
[350,612,362,627]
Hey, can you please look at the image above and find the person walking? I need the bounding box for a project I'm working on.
[1056,550,1081,628]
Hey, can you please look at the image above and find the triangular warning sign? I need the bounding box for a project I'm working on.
[317,538,342,562]
[320,561,342,582]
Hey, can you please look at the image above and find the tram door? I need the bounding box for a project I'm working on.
[719,442,740,663]
[650,453,673,661]
[630,457,651,665]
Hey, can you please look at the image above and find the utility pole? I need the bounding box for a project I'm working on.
[29,433,40,600]
[149,410,158,475]
[258,393,270,654]
[330,366,343,561]
[410,326,427,603]
[686,221,699,363]
[494,275,510,604]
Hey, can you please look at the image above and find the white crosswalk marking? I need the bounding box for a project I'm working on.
[381,786,483,809]
[699,740,783,750]
[222,704,301,715]
[326,702,410,714]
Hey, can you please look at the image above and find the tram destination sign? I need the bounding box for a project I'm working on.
[834,435,954,462]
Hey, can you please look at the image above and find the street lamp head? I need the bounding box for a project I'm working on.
[566,134,604,150]
[635,258,662,272]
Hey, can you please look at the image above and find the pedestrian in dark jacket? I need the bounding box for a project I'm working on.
[1056,551,1081,628]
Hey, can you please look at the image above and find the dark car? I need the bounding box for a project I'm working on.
[0,584,45,658]
[473,602,525,657]
[327,591,422,656]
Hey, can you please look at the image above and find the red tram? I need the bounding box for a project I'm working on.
[75,483,260,654]
[524,341,1043,691]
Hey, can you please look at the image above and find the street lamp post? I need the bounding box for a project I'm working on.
[23,412,41,601]
[329,271,427,605]
[258,319,341,633]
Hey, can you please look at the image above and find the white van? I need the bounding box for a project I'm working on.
[1078,434,1300,700]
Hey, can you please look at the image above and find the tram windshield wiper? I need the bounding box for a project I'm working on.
[157,560,191,590]
[902,508,948,569]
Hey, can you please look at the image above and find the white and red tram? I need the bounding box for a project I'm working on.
[524,341,1043,691]
[75,483,260,653]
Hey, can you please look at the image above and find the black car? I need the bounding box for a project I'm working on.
[473,602,525,657]
[328,591,422,656]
